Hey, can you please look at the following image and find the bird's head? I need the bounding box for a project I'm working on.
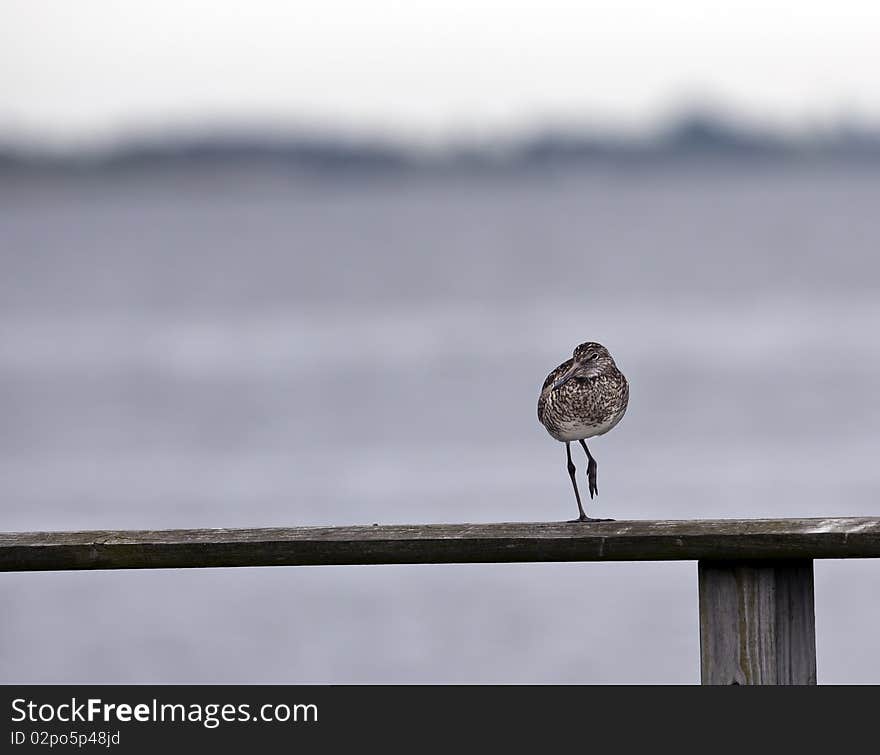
[552,342,614,390]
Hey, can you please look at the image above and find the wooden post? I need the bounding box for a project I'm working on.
[698,560,817,685]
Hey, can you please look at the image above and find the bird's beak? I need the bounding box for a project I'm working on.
[552,362,579,390]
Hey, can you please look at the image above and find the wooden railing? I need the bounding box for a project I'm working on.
[3,517,879,684]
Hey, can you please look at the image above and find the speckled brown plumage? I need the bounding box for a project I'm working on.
[537,341,629,521]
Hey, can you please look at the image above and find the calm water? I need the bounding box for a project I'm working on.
[1,165,878,682]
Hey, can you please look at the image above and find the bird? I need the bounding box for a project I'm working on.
[537,341,629,522]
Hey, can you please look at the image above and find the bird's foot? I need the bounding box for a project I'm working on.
[587,459,598,499]
[568,514,615,523]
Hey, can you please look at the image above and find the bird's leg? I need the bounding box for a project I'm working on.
[577,440,614,521]
[565,442,589,522]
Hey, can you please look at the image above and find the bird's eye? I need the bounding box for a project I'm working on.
[589,353,598,360]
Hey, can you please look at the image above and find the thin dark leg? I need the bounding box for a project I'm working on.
[565,442,588,522]
[579,439,598,499]
[579,439,614,522]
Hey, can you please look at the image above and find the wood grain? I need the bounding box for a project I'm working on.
[698,560,817,685]
[1,517,879,572]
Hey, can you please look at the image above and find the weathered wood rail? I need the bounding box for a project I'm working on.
[3,517,879,685]
[3,517,879,571]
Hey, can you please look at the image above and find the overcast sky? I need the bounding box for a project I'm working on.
[3,1,880,145]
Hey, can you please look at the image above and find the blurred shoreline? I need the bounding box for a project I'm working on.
[4,112,880,177]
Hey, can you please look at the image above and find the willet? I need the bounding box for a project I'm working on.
[537,341,629,522]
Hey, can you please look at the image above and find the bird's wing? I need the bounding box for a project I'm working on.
[537,358,572,423]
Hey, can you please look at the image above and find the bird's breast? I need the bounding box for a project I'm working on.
[550,411,626,442]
